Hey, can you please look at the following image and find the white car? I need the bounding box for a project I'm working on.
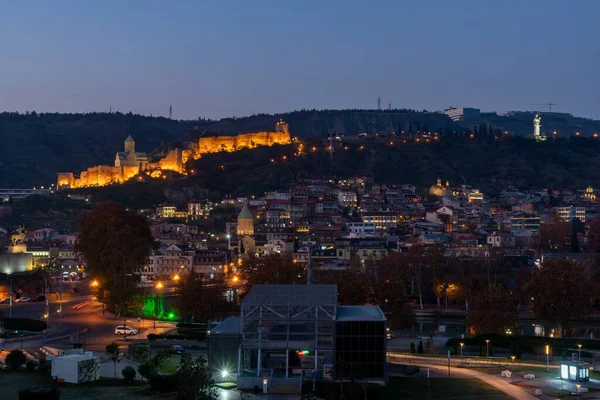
[16,297,31,303]
[114,326,139,335]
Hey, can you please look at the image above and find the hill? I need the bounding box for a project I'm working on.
[73,134,600,209]
[3,109,600,188]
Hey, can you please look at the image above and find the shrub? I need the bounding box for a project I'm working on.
[18,387,61,400]
[3,318,47,332]
[6,349,27,370]
[122,366,136,383]
[149,374,178,393]
[138,361,157,382]
[409,342,415,354]
[417,340,424,354]
[37,359,50,374]
[26,360,38,372]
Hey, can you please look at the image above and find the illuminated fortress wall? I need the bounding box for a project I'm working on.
[57,121,290,189]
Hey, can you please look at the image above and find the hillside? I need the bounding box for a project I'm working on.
[73,134,600,209]
[2,109,600,188]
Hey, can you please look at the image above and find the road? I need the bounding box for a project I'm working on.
[0,298,175,353]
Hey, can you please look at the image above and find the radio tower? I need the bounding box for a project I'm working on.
[388,102,392,111]
[377,96,381,111]
[169,104,172,119]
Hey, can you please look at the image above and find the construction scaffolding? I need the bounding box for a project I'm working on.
[238,284,337,390]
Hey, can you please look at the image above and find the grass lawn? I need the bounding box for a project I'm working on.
[383,377,513,399]
[0,370,176,400]
[159,356,181,374]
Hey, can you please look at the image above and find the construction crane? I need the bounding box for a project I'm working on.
[529,102,556,112]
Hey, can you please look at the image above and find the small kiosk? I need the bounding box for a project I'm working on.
[560,361,589,382]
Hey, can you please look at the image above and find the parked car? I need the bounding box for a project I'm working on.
[34,295,46,302]
[114,326,139,335]
[170,345,185,355]
[0,298,9,304]
[16,297,31,303]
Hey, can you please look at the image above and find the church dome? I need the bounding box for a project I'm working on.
[238,203,253,220]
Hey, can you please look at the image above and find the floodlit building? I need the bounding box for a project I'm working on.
[208,284,386,394]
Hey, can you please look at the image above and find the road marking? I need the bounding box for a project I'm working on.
[72,300,92,309]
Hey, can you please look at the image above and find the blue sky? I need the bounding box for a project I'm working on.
[1,1,598,119]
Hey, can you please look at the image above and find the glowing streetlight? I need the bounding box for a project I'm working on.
[578,344,582,361]
[545,345,550,372]
[232,276,239,283]
[485,339,490,358]
[91,280,99,288]
[511,355,516,365]
[173,274,180,282]
[155,281,164,290]
[460,342,464,358]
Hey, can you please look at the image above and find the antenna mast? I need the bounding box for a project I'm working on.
[377,96,381,111]
[169,104,172,119]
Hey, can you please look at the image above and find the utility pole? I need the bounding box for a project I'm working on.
[9,278,12,318]
[59,278,63,326]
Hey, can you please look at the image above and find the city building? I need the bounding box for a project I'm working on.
[510,214,541,232]
[555,206,586,222]
[361,212,398,230]
[337,191,358,209]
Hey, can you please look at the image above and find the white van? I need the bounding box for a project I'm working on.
[114,326,139,335]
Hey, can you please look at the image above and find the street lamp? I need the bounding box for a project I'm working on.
[460,342,464,358]
[578,344,582,361]
[485,339,490,358]
[545,345,550,372]
[511,355,516,365]
[155,281,164,290]
[173,274,180,282]
[91,280,99,288]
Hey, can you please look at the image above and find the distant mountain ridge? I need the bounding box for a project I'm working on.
[2,109,600,187]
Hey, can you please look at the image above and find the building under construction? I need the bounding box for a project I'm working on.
[208,284,387,394]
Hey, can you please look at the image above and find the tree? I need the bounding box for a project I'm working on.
[570,220,580,253]
[122,366,136,383]
[417,340,424,354]
[241,253,304,289]
[538,216,572,253]
[6,349,26,370]
[106,341,122,378]
[466,284,516,335]
[587,217,600,253]
[526,259,594,337]
[176,271,231,322]
[76,201,156,309]
[176,354,217,400]
[410,342,415,354]
[406,245,444,309]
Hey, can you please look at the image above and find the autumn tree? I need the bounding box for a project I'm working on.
[526,259,593,337]
[466,284,516,335]
[176,271,231,322]
[406,245,444,309]
[76,201,156,309]
[586,217,600,253]
[538,216,572,253]
[240,253,304,290]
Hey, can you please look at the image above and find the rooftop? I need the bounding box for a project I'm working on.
[336,306,386,322]
[242,284,337,307]
[210,316,240,335]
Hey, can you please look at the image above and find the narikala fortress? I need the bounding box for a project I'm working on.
[57,120,291,189]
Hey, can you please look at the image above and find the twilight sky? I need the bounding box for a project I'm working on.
[1,1,599,120]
